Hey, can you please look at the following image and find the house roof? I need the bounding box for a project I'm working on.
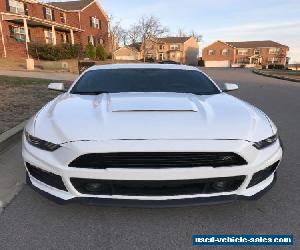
[128,42,142,52]
[226,40,289,49]
[158,36,192,43]
[49,0,94,11]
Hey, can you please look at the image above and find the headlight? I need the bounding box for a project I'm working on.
[253,134,278,150]
[25,131,61,151]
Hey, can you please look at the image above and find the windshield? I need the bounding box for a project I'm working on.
[71,68,220,95]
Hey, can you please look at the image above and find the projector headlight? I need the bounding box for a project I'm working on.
[25,131,61,151]
[253,134,278,150]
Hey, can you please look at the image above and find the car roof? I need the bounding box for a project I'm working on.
[87,63,199,71]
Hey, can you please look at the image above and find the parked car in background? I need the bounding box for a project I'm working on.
[158,60,179,64]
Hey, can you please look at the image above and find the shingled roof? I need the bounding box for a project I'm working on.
[158,37,192,43]
[128,42,142,52]
[49,0,94,11]
[226,40,289,49]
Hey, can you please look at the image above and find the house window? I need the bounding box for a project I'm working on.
[9,25,26,42]
[99,38,104,44]
[90,17,100,29]
[60,12,66,23]
[61,33,67,43]
[44,30,54,44]
[254,49,260,55]
[170,44,180,50]
[146,53,153,59]
[222,48,229,56]
[269,48,279,54]
[8,0,25,15]
[88,35,95,45]
[44,7,54,20]
[208,49,215,55]
[268,57,278,63]
[159,45,164,50]
[237,57,250,64]
[238,49,248,55]
[159,53,164,60]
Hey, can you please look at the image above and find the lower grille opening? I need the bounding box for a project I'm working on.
[26,163,67,191]
[248,161,280,188]
[70,176,246,196]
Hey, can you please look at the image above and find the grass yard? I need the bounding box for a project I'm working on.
[260,70,300,80]
[0,76,71,134]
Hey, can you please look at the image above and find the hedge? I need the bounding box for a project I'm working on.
[28,43,81,61]
[85,44,96,59]
[96,44,107,61]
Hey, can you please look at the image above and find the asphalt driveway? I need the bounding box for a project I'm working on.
[0,68,299,250]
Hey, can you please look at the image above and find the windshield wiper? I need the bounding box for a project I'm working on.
[72,91,109,95]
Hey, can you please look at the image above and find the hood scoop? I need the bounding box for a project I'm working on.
[110,95,198,112]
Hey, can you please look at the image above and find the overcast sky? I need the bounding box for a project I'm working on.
[98,0,300,62]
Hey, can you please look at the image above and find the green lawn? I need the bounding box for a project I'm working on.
[0,75,61,86]
[0,76,70,134]
[258,70,300,80]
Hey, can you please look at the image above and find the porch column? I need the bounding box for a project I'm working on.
[51,25,56,45]
[23,18,30,58]
[0,15,7,58]
[70,29,74,45]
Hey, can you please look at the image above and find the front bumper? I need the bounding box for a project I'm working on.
[26,172,278,207]
[22,137,283,207]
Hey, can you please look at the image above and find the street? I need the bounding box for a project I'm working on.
[0,68,299,250]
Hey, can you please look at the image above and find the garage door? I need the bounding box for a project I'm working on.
[115,55,136,61]
[205,61,230,67]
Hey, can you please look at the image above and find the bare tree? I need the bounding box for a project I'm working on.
[177,28,188,37]
[119,28,128,46]
[108,15,125,60]
[127,24,141,45]
[177,28,202,42]
[273,48,287,67]
[136,15,168,62]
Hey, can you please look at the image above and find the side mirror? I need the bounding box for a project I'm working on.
[222,83,239,92]
[48,82,66,92]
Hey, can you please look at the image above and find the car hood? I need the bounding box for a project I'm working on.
[32,92,273,144]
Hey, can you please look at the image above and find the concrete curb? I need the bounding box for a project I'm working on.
[253,70,300,83]
[0,121,27,145]
[0,121,27,213]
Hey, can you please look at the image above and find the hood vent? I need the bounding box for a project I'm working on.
[110,96,198,112]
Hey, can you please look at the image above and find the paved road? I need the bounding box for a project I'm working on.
[0,68,299,250]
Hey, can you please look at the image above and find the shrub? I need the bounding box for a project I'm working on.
[96,44,107,61]
[267,64,285,70]
[85,44,96,60]
[28,43,81,61]
[107,53,112,59]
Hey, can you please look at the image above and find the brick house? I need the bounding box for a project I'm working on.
[113,36,199,65]
[0,0,108,58]
[202,40,289,68]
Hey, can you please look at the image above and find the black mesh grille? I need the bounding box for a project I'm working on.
[248,161,280,188]
[26,163,67,191]
[69,152,247,169]
[70,176,246,196]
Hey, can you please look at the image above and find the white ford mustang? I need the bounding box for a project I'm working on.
[22,64,283,207]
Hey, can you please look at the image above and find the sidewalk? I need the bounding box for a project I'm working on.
[0,134,25,213]
[0,69,78,81]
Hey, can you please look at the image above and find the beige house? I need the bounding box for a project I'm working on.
[114,44,142,61]
[113,36,199,65]
[142,36,199,65]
